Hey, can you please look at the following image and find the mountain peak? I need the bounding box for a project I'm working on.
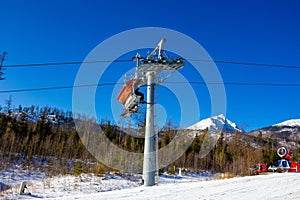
[273,119,300,127]
[187,114,242,132]
[216,114,226,119]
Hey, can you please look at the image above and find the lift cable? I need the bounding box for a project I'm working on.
[186,59,300,69]
[1,81,300,94]
[2,59,300,69]
[3,59,133,68]
[0,83,121,94]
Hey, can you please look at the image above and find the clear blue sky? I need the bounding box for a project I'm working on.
[0,0,300,131]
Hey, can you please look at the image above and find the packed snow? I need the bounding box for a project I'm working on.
[1,166,300,200]
[47,173,300,200]
[187,114,242,132]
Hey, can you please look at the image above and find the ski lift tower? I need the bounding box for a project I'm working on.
[118,38,184,186]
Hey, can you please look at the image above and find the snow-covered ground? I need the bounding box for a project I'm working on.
[52,173,300,200]
[0,166,212,199]
[0,166,139,199]
[1,166,300,200]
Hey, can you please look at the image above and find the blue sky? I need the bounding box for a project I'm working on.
[0,0,300,131]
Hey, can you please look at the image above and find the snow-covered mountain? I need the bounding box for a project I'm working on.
[248,118,300,148]
[187,114,242,132]
[249,118,300,138]
[273,119,300,127]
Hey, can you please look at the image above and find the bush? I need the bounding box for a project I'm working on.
[73,161,83,176]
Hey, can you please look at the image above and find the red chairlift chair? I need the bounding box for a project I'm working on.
[117,79,142,118]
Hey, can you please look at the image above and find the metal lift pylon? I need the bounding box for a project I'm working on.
[117,38,184,186]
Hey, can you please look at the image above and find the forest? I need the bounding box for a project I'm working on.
[0,104,293,176]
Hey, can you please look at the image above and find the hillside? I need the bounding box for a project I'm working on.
[1,106,300,177]
[187,115,300,150]
[248,118,300,149]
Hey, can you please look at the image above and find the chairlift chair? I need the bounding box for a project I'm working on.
[117,78,142,118]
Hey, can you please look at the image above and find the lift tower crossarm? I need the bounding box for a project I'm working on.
[146,38,166,60]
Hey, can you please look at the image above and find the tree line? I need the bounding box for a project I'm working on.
[0,104,295,176]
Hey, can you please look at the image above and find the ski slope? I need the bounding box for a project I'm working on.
[2,168,300,200]
[47,173,300,200]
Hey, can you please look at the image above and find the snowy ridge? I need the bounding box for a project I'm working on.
[247,118,300,149]
[187,114,242,132]
[273,119,300,127]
